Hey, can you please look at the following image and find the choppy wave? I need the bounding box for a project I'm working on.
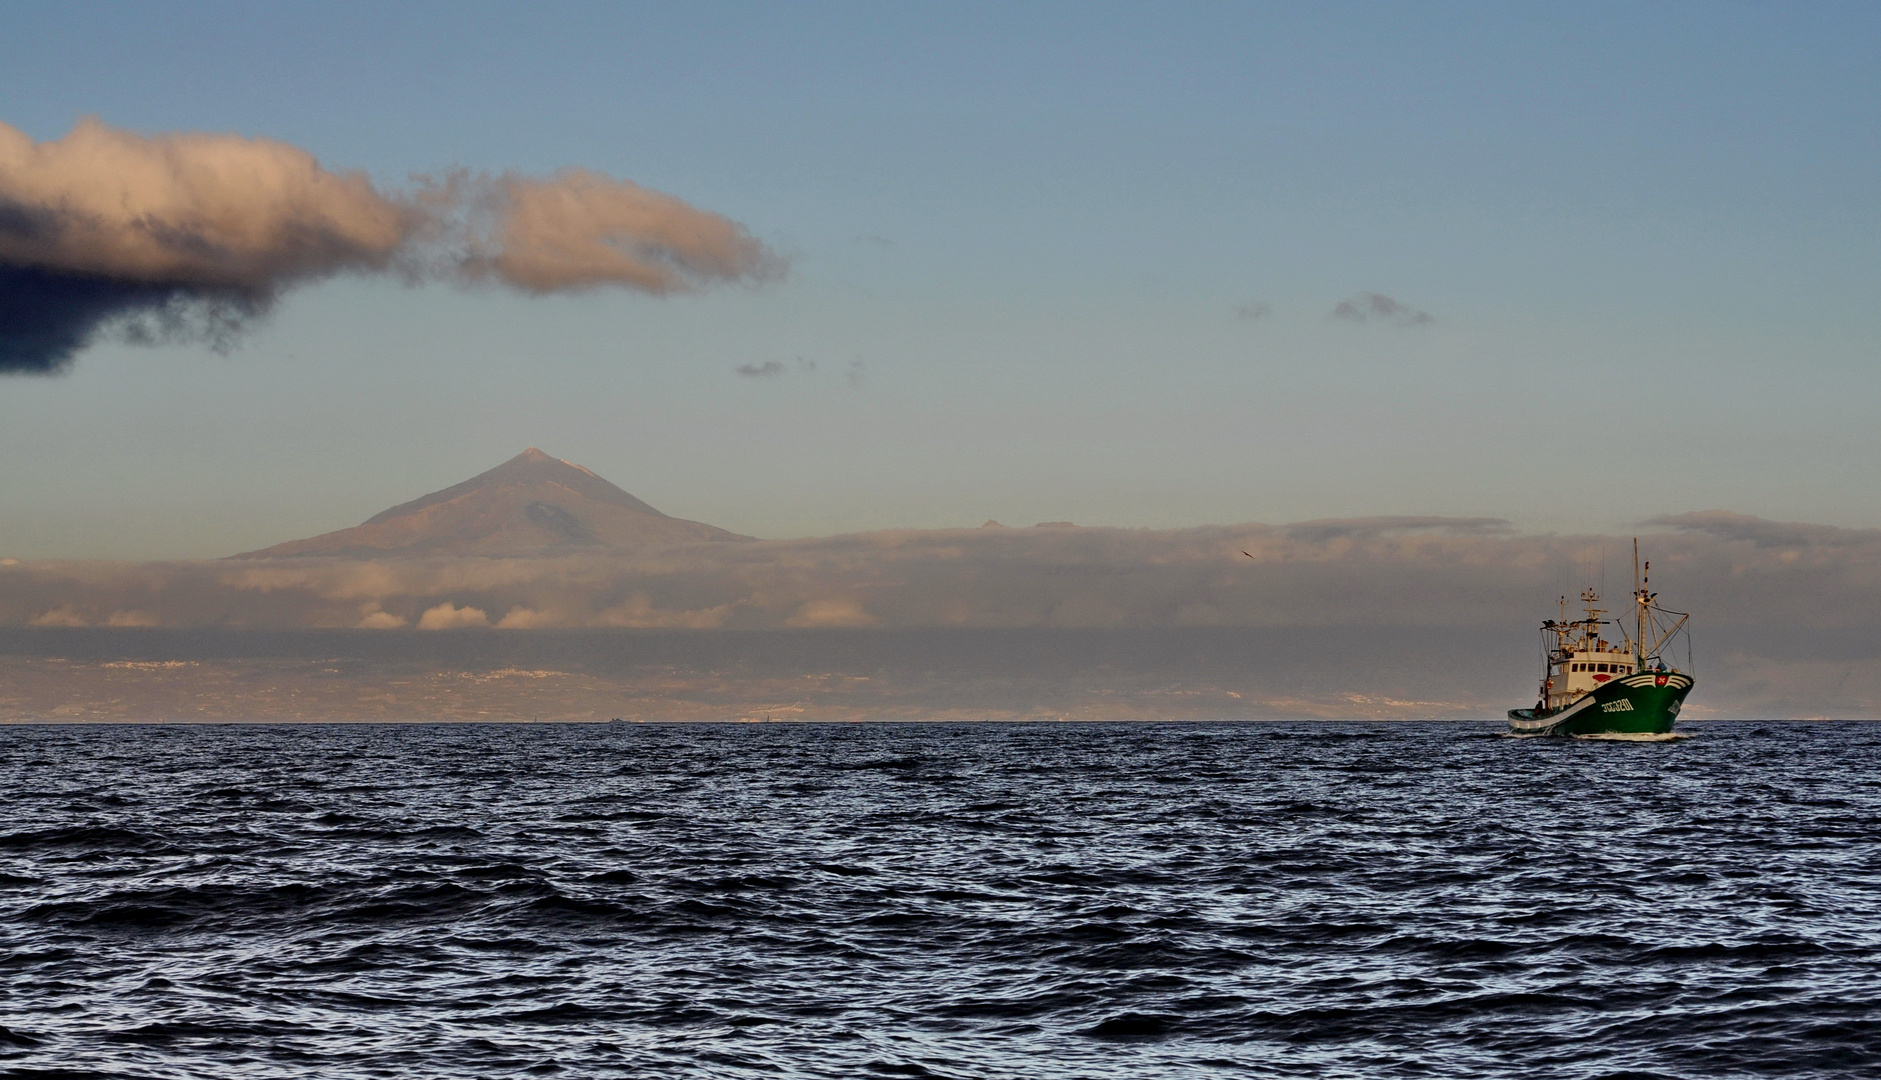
[1,720,1878,1079]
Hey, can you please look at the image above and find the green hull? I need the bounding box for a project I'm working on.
[1507,671,1694,737]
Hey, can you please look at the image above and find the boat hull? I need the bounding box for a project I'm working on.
[1507,671,1694,736]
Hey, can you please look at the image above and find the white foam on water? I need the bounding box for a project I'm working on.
[1571,731,1690,742]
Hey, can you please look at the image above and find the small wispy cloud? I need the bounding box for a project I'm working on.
[734,356,834,381]
[1332,293,1433,326]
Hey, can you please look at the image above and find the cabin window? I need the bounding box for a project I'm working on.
[1598,663,1610,673]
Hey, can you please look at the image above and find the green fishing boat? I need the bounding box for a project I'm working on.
[1508,541,1694,737]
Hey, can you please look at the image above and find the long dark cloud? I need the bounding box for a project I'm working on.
[1282,516,1512,544]
[0,265,265,370]
[1645,511,1880,550]
[0,118,782,373]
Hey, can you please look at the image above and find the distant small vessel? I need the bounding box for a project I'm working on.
[1508,541,1694,737]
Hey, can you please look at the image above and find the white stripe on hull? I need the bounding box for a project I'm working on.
[1507,672,1692,734]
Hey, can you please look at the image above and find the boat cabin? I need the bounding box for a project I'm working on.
[1551,645,1636,706]
[1537,589,1647,711]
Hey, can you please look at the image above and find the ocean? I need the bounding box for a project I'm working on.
[1,720,1877,1078]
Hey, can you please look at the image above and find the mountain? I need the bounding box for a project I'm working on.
[232,449,750,558]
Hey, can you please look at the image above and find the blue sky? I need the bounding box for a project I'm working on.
[2,1,1877,557]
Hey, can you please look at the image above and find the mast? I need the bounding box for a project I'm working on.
[1633,538,1645,672]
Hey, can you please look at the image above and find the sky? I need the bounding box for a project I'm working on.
[2,1,1878,559]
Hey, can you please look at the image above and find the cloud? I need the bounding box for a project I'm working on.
[0,118,782,373]
[1644,511,1880,550]
[416,602,490,630]
[1331,292,1433,326]
[494,606,558,629]
[103,610,161,627]
[29,605,87,627]
[1234,300,1271,321]
[734,356,824,380]
[784,598,878,628]
[594,593,730,628]
[356,609,407,629]
[1283,516,1514,543]
[456,169,781,294]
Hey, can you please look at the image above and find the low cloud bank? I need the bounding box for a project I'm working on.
[7,512,1880,717]
[0,118,780,372]
[3,513,1877,634]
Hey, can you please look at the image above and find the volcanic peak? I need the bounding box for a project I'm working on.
[233,448,748,558]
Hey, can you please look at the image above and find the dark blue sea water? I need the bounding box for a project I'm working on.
[1,721,1877,1079]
